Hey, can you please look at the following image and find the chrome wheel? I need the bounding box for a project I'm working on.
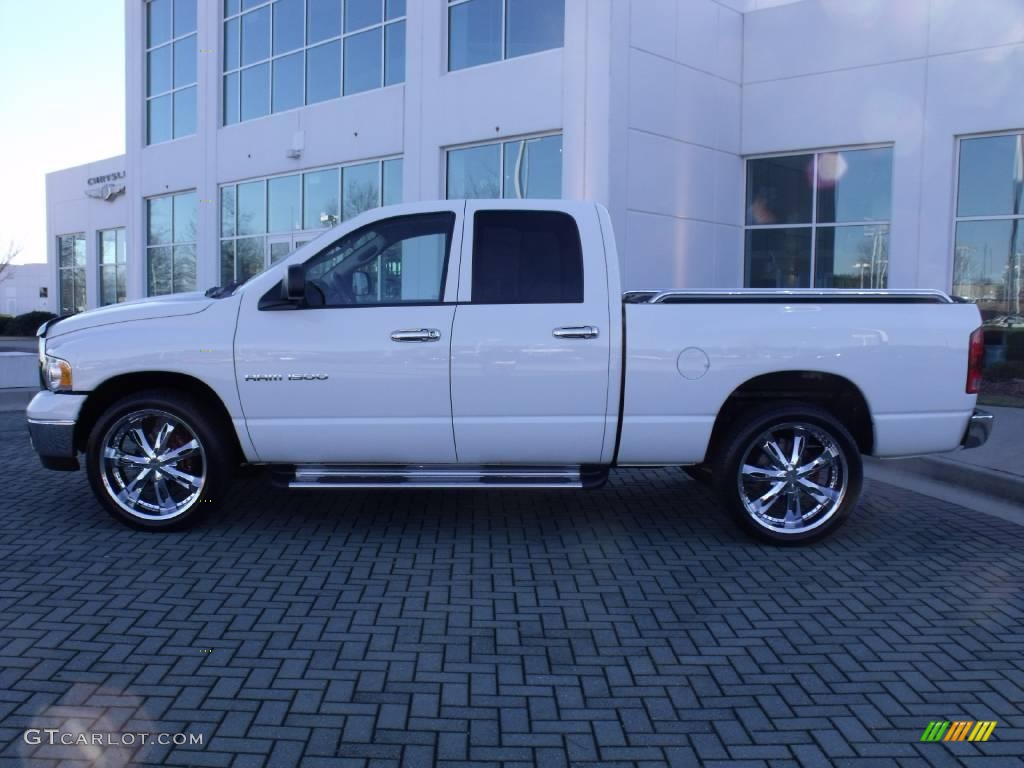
[99,409,207,520]
[736,422,848,536]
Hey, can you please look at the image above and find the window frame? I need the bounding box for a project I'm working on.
[98,227,128,307]
[467,208,584,305]
[259,210,457,310]
[57,233,87,315]
[220,156,403,284]
[446,0,565,72]
[222,0,407,127]
[742,143,895,289]
[444,131,563,200]
[145,0,198,145]
[950,129,1024,312]
[146,190,198,297]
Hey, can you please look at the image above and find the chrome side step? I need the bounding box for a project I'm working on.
[280,464,606,490]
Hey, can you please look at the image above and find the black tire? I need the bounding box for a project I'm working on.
[85,389,233,531]
[712,403,862,545]
[682,465,713,486]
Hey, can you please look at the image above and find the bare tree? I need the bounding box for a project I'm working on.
[0,242,19,285]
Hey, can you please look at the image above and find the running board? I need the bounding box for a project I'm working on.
[277,464,607,490]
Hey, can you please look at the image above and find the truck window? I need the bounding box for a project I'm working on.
[303,212,454,307]
[471,210,583,304]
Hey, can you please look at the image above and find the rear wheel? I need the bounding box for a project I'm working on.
[713,404,862,545]
[86,390,231,530]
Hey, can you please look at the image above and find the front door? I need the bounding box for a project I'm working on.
[235,203,464,464]
[449,201,613,464]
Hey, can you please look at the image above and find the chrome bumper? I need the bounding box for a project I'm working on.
[961,408,994,450]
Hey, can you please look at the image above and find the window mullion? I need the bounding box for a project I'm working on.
[809,153,818,287]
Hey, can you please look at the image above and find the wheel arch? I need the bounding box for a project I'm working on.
[707,370,873,463]
[74,371,244,464]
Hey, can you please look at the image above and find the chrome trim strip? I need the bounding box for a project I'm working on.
[27,419,76,426]
[624,288,953,304]
[289,464,585,489]
[290,481,584,489]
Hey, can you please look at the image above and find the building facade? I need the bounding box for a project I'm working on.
[46,0,1024,334]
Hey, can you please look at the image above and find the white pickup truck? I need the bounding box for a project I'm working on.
[28,200,992,543]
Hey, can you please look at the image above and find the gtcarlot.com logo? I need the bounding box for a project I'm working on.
[920,721,997,742]
[23,729,204,747]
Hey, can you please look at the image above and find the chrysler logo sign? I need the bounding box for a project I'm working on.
[87,171,125,186]
[85,171,126,202]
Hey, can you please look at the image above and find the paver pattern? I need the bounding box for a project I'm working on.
[0,412,1022,767]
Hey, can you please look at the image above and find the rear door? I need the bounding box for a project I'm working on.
[449,201,612,464]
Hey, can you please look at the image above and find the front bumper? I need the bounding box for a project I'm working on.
[26,391,88,471]
[961,408,994,450]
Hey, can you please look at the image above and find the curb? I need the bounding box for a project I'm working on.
[0,388,35,413]
[883,455,1024,506]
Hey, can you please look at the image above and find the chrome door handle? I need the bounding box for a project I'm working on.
[553,325,600,339]
[391,328,441,342]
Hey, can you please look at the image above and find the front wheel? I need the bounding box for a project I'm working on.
[85,390,231,530]
[713,404,862,545]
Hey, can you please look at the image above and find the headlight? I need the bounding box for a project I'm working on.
[42,355,73,392]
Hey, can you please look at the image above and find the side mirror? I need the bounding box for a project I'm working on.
[352,271,370,297]
[282,264,305,302]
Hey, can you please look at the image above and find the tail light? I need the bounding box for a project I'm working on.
[967,326,984,394]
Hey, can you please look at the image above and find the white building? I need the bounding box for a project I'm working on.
[1,264,51,317]
[45,0,1024,330]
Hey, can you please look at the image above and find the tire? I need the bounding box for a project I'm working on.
[85,389,232,531]
[682,465,713,486]
[712,403,862,545]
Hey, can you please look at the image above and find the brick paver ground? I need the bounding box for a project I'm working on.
[0,412,1022,767]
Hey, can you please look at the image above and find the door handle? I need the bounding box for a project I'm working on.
[553,325,600,339]
[391,328,442,342]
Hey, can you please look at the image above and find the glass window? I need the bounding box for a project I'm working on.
[953,134,1024,345]
[744,148,893,288]
[241,5,271,65]
[815,148,892,224]
[225,0,404,125]
[220,159,402,283]
[506,0,564,59]
[745,154,813,225]
[303,213,455,307]
[384,20,405,87]
[957,134,1024,218]
[268,175,301,232]
[446,135,562,199]
[308,0,341,44]
[147,191,197,296]
[58,233,87,314]
[307,40,341,103]
[448,0,502,71]
[148,45,172,96]
[344,27,382,95]
[273,0,304,54]
[503,135,563,199]
[448,0,563,72]
[343,162,381,220]
[272,52,304,113]
[237,181,266,236]
[146,0,196,144]
[471,210,583,303]
[304,168,341,229]
[383,158,403,206]
[745,228,812,289]
[346,0,382,32]
[147,0,172,47]
[241,62,270,121]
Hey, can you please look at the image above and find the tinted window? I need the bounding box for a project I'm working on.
[471,211,583,303]
[303,213,455,307]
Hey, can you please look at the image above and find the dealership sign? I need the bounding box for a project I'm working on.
[84,171,126,202]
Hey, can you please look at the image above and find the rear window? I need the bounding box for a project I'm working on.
[471,210,584,304]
